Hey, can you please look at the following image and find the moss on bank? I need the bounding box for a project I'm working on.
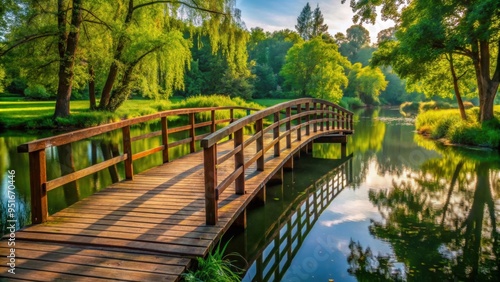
[0,95,263,130]
[415,106,500,149]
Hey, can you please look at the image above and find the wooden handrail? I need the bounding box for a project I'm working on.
[17,106,258,224]
[201,98,353,225]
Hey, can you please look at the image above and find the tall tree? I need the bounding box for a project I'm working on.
[295,2,313,40]
[311,4,328,38]
[344,0,500,122]
[280,37,349,102]
[97,1,245,112]
[295,3,329,40]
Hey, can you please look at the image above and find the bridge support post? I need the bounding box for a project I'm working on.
[256,118,264,171]
[341,143,347,158]
[204,145,218,225]
[253,185,266,206]
[268,167,283,185]
[29,150,48,224]
[284,157,293,171]
[233,209,247,231]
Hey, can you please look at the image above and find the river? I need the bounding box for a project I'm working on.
[0,108,499,281]
[225,108,500,282]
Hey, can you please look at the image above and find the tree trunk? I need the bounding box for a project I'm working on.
[89,65,96,110]
[98,0,134,110]
[448,54,467,120]
[472,40,499,123]
[53,0,83,118]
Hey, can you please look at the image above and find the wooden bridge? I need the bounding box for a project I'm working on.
[1,98,353,281]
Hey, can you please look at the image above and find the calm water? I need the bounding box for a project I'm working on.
[226,108,500,282]
[1,108,499,281]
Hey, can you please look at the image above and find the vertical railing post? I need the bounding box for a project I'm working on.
[229,109,234,140]
[273,112,280,156]
[286,107,291,149]
[326,106,330,131]
[305,102,310,136]
[349,113,353,130]
[211,109,216,133]
[341,111,345,130]
[256,118,264,171]
[234,128,245,195]
[296,103,302,141]
[189,113,196,153]
[122,125,133,180]
[29,150,47,223]
[313,103,318,133]
[320,104,324,131]
[204,145,218,225]
[334,108,338,129]
[161,117,169,163]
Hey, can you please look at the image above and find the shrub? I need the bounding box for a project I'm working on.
[399,102,419,117]
[419,101,453,112]
[182,240,242,282]
[341,97,365,110]
[24,84,52,100]
[463,101,474,109]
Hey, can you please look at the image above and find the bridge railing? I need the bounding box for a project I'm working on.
[200,98,353,225]
[17,106,257,224]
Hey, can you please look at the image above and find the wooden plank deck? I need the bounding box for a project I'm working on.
[1,128,349,281]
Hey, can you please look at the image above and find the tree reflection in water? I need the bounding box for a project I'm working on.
[349,139,500,281]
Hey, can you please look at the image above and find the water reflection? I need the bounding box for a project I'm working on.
[240,156,353,282]
[229,108,500,281]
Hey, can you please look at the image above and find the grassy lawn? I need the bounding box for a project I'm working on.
[0,95,267,129]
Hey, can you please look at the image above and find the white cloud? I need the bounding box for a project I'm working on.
[236,0,395,43]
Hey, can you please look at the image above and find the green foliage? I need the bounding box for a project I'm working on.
[281,37,349,102]
[355,0,500,122]
[24,84,52,100]
[399,102,419,116]
[182,240,242,282]
[415,106,500,148]
[295,3,328,40]
[337,25,371,62]
[345,63,388,105]
[0,65,4,93]
[418,101,453,112]
[341,97,365,110]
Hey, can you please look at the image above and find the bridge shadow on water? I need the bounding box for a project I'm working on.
[225,154,353,282]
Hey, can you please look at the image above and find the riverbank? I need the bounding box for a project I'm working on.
[0,95,263,130]
[415,106,500,149]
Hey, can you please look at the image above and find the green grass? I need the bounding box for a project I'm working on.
[182,240,242,282]
[0,95,266,130]
[415,106,500,148]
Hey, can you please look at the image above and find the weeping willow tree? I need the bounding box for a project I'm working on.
[0,0,248,116]
[96,0,248,112]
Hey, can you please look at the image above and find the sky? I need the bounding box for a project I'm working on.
[235,0,394,43]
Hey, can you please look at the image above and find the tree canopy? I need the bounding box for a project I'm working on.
[295,2,328,40]
[345,0,500,122]
[280,37,349,102]
[0,0,247,116]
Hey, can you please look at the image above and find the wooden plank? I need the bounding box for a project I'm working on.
[5,258,178,281]
[13,232,207,257]
[0,247,186,275]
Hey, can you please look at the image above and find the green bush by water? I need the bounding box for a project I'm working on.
[182,240,242,282]
[416,106,500,148]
